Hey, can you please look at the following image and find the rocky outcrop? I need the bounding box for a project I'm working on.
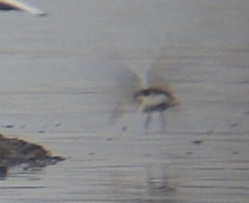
[0,134,65,176]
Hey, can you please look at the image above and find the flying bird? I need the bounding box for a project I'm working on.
[110,54,179,133]
[0,0,47,16]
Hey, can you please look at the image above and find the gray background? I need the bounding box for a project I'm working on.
[0,1,249,202]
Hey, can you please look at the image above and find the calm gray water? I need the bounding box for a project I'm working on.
[0,0,249,202]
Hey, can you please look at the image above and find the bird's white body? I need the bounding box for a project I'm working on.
[0,0,46,16]
[136,92,169,111]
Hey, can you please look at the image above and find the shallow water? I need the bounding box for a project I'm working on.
[0,0,249,202]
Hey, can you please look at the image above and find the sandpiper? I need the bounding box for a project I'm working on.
[111,62,178,132]
[134,86,178,130]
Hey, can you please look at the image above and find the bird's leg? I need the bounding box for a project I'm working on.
[144,113,152,133]
[159,112,166,133]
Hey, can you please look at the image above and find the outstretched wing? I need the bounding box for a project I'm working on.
[109,54,142,123]
[147,46,180,88]
[147,47,181,106]
[0,0,47,16]
[147,67,179,107]
[147,66,172,90]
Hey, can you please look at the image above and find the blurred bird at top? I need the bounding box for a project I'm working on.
[0,0,47,16]
[109,53,179,133]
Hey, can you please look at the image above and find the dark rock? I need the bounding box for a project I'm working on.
[4,125,14,128]
[191,140,203,145]
[230,123,239,127]
[0,134,65,174]
[0,166,8,177]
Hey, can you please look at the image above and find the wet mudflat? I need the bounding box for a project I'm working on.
[0,0,249,202]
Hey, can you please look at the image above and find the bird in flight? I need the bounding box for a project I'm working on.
[110,53,179,133]
[0,0,47,16]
